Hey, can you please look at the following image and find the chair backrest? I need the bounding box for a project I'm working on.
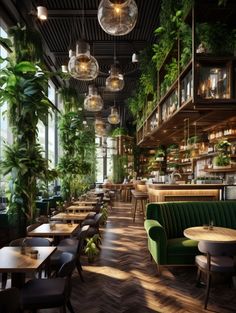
[9,237,26,247]
[23,237,51,247]
[94,213,103,227]
[26,222,42,233]
[77,225,90,256]
[0,287,21,313]
[198,241,236,257]
[57,252,76,278]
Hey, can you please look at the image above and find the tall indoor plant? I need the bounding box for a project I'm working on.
[57,88,96,200]
[0,25,56,234]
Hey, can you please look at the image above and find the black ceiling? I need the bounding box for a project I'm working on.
[32,0,160,115]
[1,0,161,124]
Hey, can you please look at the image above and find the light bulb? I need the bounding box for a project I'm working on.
[98,0,138,36]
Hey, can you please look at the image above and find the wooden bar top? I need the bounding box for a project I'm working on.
[147,184,225,190]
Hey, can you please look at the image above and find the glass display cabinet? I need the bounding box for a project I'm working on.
[197,63,230,99]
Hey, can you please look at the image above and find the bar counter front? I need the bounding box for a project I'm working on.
[147,184,225,202]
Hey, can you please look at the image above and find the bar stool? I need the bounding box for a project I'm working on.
[131,190,148,222]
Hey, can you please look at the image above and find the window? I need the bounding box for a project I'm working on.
[47,81,56,167]
[95,136,116,183]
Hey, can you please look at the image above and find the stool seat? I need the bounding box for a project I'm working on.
[131,190,148,222]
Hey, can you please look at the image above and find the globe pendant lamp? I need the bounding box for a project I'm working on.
[68,41,99,81]
[98,0,138,36]
[84,85,103,112]
[95,118,106,136]
[108,107,120,124]
[106,64,124,91]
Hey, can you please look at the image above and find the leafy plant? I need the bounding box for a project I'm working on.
[213,140,231,167]
[58,108,95,200]
[84,234,100,263]
[58,87,84,113]
[111,127,127,137]
[196,22,236,55]
[0,25,56,231]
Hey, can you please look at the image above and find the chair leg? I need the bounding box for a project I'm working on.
[1,272,8,289]
[67,299,75,313]
[76,261,84,282]
[196,268,202,287]
[204,273,211,309]
[133,199,137,222]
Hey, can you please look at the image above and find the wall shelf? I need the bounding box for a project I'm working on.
[204,167,236,173]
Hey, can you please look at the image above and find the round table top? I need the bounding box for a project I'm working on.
[184,226,236,242]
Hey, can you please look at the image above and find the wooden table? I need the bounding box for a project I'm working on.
[66,205,94,213]
[73,201,97,206]
[184,226,236,243]
[28,223,80,237]
[0,246,56,288]
[51,212,95,222]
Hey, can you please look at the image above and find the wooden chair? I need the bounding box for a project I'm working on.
[195,241,236,309]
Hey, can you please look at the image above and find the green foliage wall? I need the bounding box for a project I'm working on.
[0,25,55,232]
[57,93,96,200]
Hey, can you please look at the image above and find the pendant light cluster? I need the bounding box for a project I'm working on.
[98,0,138,36]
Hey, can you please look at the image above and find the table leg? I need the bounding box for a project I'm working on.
[11,272,26,288]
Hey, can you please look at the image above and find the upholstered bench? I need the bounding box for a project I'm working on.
[144,201,236,272]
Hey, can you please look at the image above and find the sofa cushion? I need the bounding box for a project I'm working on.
[146,201,236,239]
[167,237,199,264]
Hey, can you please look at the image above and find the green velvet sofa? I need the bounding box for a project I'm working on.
[144,201,236,270]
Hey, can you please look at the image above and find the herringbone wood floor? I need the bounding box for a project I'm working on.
[40,201,236,313]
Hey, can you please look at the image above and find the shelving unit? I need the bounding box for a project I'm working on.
[136,1,236,148]
[136,0,236,178]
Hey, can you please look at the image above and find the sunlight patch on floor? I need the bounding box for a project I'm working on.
[84,265,130,280]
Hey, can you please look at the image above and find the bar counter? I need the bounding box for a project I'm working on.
[147,184,225,202]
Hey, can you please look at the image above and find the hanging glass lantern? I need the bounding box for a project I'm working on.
[95,118,106,136]
[108,107,120,124]
[84,85,103,112]
[97,0,138,36]
[106,64,124,91]
[68,41,99,81]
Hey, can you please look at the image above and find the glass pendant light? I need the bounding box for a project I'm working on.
[67,0,99,81]
[68,42,99,81]
[95,118,106,136]
[84,85,103,112]
[98,0,138,36]
[108,106,120,124]
[106,64,124,91]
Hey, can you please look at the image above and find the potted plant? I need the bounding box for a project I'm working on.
[155,146,166,162]
[84,234,100,263]
[213,140,231,169]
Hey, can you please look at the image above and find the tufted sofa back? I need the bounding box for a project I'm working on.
[146,201,236,239]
